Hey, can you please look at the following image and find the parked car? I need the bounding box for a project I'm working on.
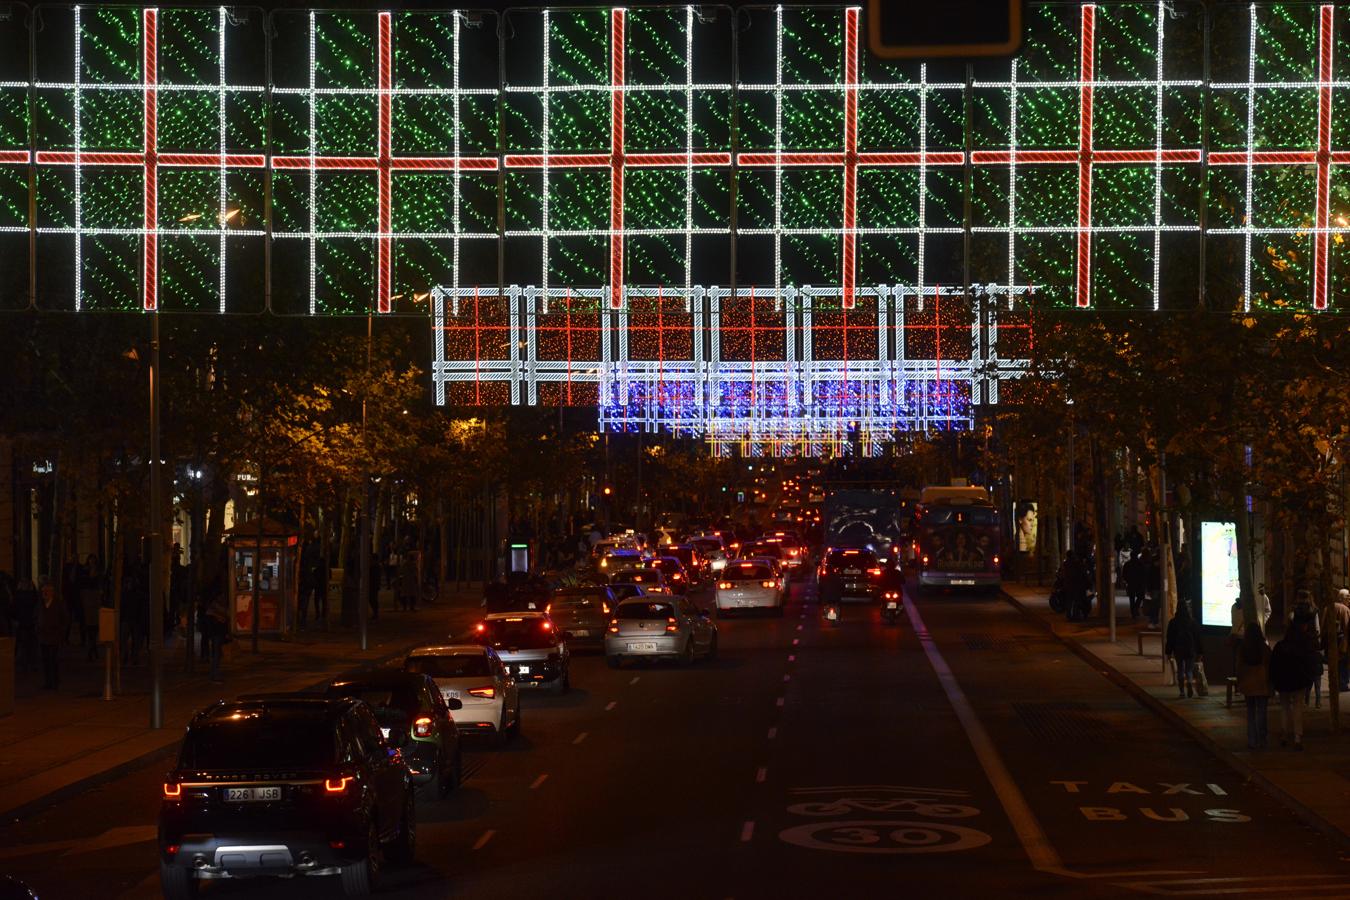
[159,695,414,898]
[604,595,717,668]
[404,645,521,746]
[325,670,463,799]
[469,612,572,694]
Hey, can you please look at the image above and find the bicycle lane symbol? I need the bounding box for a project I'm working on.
[777,786,994,855]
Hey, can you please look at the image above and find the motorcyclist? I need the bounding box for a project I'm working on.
[879,565,905,623]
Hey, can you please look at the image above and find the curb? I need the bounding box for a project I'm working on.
[1000,588,1350,855]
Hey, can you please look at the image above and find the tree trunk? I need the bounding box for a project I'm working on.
[1090,434,1112,619]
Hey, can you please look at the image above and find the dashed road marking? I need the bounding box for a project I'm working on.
[629,676,640,685]
[473,829,495,850]
[776,696,785,707]
[573,731,589,745]
[757,767,768,783]
[783,674,792,682]
[767,726,778,740]
[796,624,803,632]
[788,654,796,662]
[741,821,755,842]
[605,701,617,711]
[792,638,800,646]
[530,773,549,790]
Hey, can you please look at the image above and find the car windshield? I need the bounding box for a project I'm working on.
[611,584,644,600]
[405,654,491,678]
[551,592,604,609]
[617,601,675,620]
[180,708,337,769]
[726,564,773,581]
[745,544,782,558]
[826,550,878,569]
[691,540,722,552]
[477,618,558,650]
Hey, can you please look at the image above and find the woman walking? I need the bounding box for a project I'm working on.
[1165,601,1204,699]
[1235,623,1271,750]
[1270,618,1321,751]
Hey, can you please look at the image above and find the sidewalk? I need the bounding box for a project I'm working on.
[0,586,487,821]
[1003,580,1350,850]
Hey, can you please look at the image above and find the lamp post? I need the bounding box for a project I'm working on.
[148,311,163,729]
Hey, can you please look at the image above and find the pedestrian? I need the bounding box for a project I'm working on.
[1255,582,1273,636]
[13,578,39,672]
[1270,618,1321,751]
[121,559,149,667]
[1290,590,1323,708]
[1165,600,1204,699]
[397,548,418,612]
[1121,551,1146,620]
[202,583,229,685]
[36,578,69,689]
[79,555,103,662]
[1333,589,1350,693]
[1229,595,1246,675]
[1236,622,1271,750]
[1143,549,1162,627]
[1058,550,1089,622]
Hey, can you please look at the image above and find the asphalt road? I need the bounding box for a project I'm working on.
[2,575,1348,899]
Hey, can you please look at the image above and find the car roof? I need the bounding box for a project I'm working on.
[328,670,430,690]
[616,595,673,605]
[195,694,352,724]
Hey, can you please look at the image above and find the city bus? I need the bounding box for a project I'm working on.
[913,487,1001,593]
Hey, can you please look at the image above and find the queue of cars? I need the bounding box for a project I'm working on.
[155,507,841,898]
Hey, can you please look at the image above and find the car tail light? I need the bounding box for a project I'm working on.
[468,685,496,699]
[868,567,883,577]
[602,602,611,615]
[162,782,182,799]
[993,555,1000,566]
[329,840,346,850]
[545,603,552,614]
[665,617,679,633]
[164,843,180,856]
[541,620,553,631]
[608,620,620,634]
[761,580,777,589]
[413,716,434,738]
[672,573,683,581]
[324,776,353,794]
[789,549,799,557]
[717,581,733,590]
[884,591,900,600]
[922,555,929,566]
[474,622,486,634]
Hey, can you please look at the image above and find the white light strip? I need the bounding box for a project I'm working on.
[504,82,730,93]
[218,5,228,313]
[917,61,928,317]
[541,9,550,325]
[773,3,783,349]
[453,13,462,304]
[1007,57,1018,311]
[274,85,494,95]
[73,5,82,311]
[25,81,265,92]
[970,78,1201,89]
[1243,5,1257,312]
[1152,0,1164,311]
[308,10,317,315]
[684,4,693,306]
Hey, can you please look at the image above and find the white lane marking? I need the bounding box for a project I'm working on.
[792,638,800,646]
[756,767,768,783]
[796,624,803,631]
[629,676,640,685]
[767,726,778,740]
[776,696,785,707]
[605,701,617,711]
[530,773,549,790]
[573,731,589,745]
[901,593,1063,873]
[783,674,791,682]
[788,654,796,662]
[741,820,755,842]
[473,829,495,850]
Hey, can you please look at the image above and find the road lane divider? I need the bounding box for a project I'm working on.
[472,829,495,851]
[573,732,589,745]
[530,774,549,790]
[605,701,617,711]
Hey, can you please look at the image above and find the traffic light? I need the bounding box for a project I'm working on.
[867,0,1023,59]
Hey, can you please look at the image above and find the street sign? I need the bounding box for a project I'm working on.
[867,0,1023,59]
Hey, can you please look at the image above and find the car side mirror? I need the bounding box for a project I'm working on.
[447,698,463,711]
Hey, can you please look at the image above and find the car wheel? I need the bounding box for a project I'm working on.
[341,819,382,896]
[388,789,416,865]
[159,862,198,900]
[706,632,719,661]
[679,639,694,667]
[506,705,522,739]
[606,655,622,669]
[434,747,459,799]
[558,667,571,695]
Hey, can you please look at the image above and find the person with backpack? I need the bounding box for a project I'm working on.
[1236,622,1271,750]
[1165,600,1204,699]
[1270,618,1321,751]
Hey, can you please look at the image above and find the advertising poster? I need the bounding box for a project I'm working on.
[1015,501,1038,553]
[1199,521,1240,627]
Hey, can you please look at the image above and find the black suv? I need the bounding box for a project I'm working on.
[158,695,415,898]
[818,547,884,602]
[326,670,464,798]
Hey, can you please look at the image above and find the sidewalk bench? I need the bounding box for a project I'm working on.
[1137,628,1163,656]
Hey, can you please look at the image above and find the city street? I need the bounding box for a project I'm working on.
[2,579,1346,900]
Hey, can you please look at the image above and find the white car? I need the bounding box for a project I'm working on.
[715,559,786,616]
[404,644,521,746]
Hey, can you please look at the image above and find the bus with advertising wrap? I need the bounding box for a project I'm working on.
[913,485,1002,593]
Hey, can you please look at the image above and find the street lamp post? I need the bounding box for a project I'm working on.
[148,312,163,729]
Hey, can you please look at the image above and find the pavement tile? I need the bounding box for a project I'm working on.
[1003,580,1350,847]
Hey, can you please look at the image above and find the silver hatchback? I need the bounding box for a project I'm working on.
[604,596,717,668]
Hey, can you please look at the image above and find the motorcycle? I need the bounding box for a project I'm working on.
[881,589,901,624]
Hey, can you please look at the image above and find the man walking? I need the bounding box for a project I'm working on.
[37,579,69,690]
[1121,551,1146,620]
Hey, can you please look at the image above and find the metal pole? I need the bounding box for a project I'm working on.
[357,311,372,652]
[251,474,263,654]
[1159,453,1171,677]
[148,312,163,729]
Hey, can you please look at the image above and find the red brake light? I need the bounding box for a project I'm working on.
[474,622,486,633]
[868,567,883,576]
[325,776,353,794]
[672,573,683,580]
[164,843,180,855]
[608,620,620,633]
[163,782,182,799]
[761,580,777,589]
[665,617,679,633]
[993,555,1000,566]
[545,603,552,614]
[602,602,611,615]
[413,716,434,738]
[468,685,496,699]
[717,581,733,590]
[541,620,553,631]
[922,555,930,566]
